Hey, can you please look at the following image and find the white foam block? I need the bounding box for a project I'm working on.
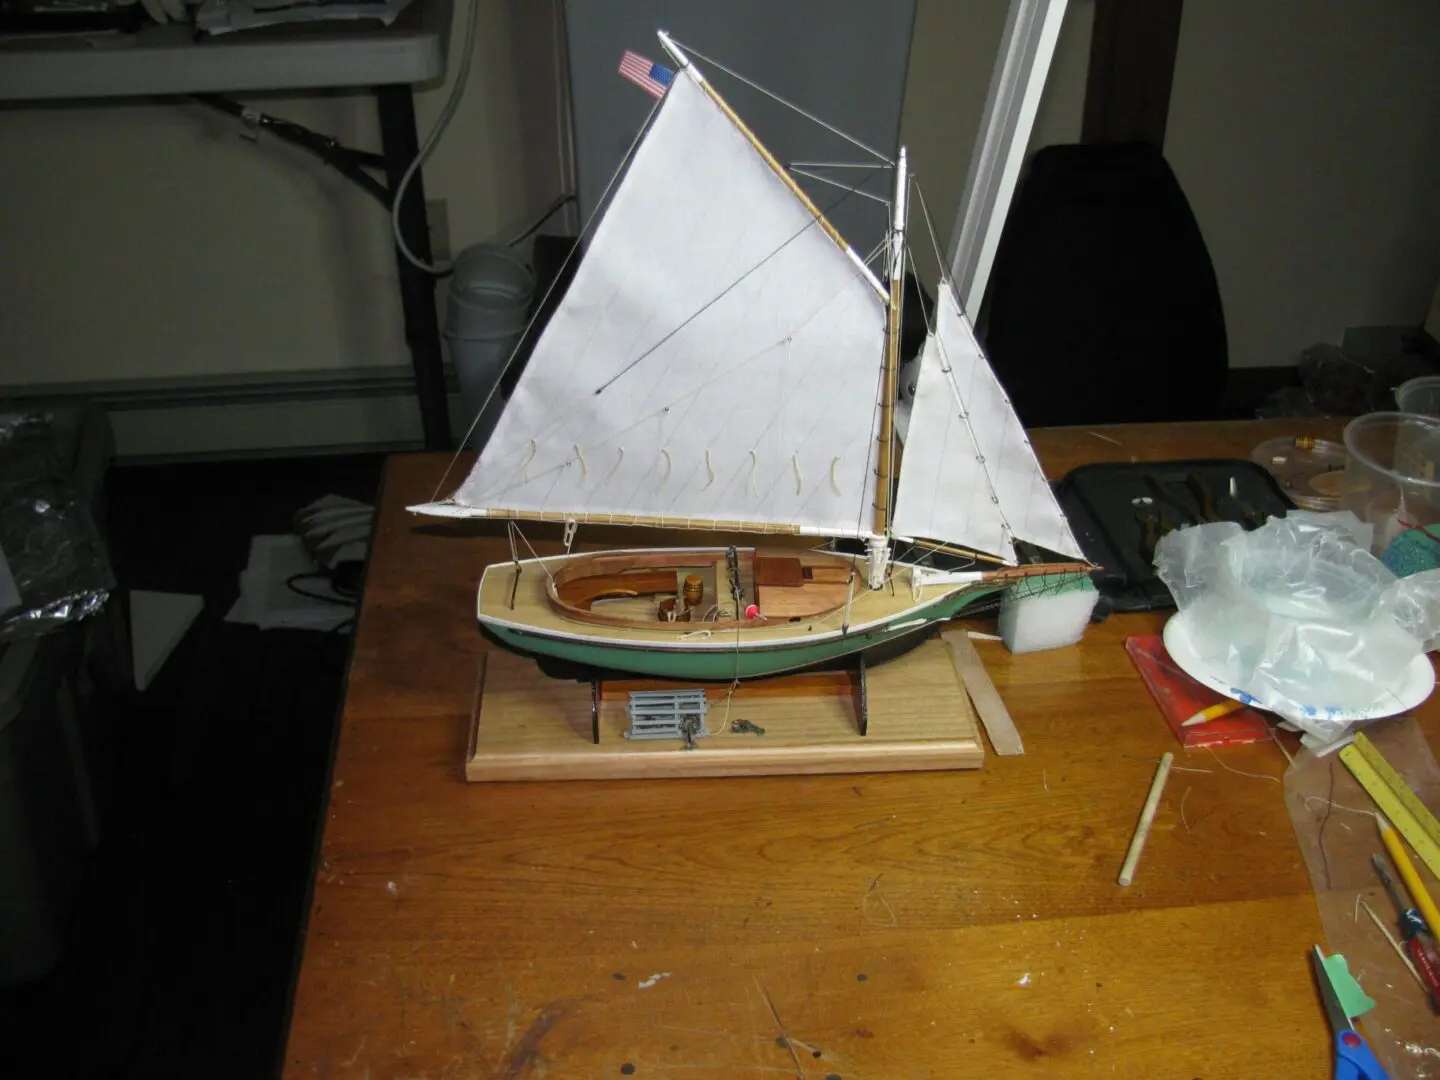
[999,579,1099,654]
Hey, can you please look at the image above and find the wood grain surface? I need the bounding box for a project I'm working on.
[283,417,1437,1079]
[465,641,983,782]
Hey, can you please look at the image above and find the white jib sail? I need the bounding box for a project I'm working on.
[891,282,1084,562]
[443,63,888,538]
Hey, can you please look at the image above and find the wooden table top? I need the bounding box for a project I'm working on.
[283,417,1433,1079]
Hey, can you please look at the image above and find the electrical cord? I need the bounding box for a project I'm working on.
[193,7,573,276]
[285,572,356,607]
[191,94,391,208]
[389,0,483,274]
[503,192,577,247]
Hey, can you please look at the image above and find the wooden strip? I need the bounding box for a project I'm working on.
[942,630,1024,755]
[1118,752,1174,886]
[906,536,1011,567]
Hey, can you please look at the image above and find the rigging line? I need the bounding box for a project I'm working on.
[508,522,557,586]
[790,167,891,207]
[591,173,878,397]
[489,258,866,507]
[668,36,894,165]
[476,284,841,509]
[921,266,1016,547]
[698,252,891,519]
[912,177,950,296]
[851,311,889,551]
[788,160,892,170]
[474,159,890,490]
[427,88,668,503]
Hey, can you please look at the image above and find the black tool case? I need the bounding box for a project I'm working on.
[1055,459,1296,614]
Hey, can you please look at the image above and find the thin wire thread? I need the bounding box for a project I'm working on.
[427,90,668,502]
[789,167,892,207]
[480,253,879,513]
[913,177,950,291]
[507,522,557,586]
[668,36,894,164]
[788,161,890,170]
[591,173,877,397]
[903,206,1016,553]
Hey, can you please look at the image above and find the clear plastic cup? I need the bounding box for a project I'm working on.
[1343,412,1440,553]
[1395,376,1440,417]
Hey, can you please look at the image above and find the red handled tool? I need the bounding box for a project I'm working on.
[1373,853,1440,1012]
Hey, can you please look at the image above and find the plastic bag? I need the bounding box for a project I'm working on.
[1154,511,1440,742]
[0,413,115,642]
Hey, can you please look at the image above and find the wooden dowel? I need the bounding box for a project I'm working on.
[1118,752,1175,887]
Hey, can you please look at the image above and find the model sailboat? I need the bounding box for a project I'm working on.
[412,32,1088,681]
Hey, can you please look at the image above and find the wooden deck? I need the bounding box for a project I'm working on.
[478,547,964,648]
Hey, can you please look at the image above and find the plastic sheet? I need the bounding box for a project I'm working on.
[1286,717,1440,1078]
[0,413,114,642]
[1154,512,1440,742]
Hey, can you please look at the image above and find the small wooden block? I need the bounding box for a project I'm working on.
[942,630,1024,756]
[753,555,804,587]
[466,639,982,781]
[755,583,851,618]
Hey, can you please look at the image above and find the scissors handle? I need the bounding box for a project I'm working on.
[1334,1028,1389,1080]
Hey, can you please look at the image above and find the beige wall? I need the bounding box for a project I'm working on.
[0,0,562,387]
[901,0,1094,290]
[5,0,1440,452]
[1167,0,1440,368]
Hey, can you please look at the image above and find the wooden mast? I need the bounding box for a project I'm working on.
[873,147,908,539]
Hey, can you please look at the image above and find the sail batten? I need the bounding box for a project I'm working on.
[446,59,889,541]
[891,283,1084,562]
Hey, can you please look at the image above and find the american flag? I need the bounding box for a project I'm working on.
[618,50,675,99]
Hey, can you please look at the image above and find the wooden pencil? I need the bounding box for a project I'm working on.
[1378,813,1440,935]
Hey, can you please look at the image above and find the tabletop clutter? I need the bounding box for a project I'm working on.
[1031,410,1440,1079]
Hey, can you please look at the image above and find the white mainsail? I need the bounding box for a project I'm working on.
[891,283,1084,562]
[432,57,889,539]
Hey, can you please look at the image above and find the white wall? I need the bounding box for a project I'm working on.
[5,0,1439,454]
[900,0,1094,291]
[1166,0,1440,368]
[0,0,564,387]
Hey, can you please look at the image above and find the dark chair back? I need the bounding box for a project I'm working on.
[980,141,1227,427]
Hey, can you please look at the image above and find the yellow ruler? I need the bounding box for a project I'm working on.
[1339,733,1440,880]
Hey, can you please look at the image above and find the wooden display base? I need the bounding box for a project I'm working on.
[465,639,983,781]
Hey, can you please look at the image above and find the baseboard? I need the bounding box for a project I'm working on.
[0,366,468,461]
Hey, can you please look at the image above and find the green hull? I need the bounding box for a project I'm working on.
[483,582,1005,681]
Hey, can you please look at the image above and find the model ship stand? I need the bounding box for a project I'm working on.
[465,635,983,783]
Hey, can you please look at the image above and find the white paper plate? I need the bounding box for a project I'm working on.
[1161,609,1435,723]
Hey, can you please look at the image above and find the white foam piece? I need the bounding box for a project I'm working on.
[131,590,203,691]
[999,579,1099,654]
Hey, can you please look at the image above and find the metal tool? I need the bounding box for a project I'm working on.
[1184,471,1222,522]
[730,719,765,736]
[1372,853,1440,1011]
[1143,475,1196,524]
[1310,945,1390,1080]
[1135,505,1181,562]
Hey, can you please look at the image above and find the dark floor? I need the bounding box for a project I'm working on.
[0,453,384,1079]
